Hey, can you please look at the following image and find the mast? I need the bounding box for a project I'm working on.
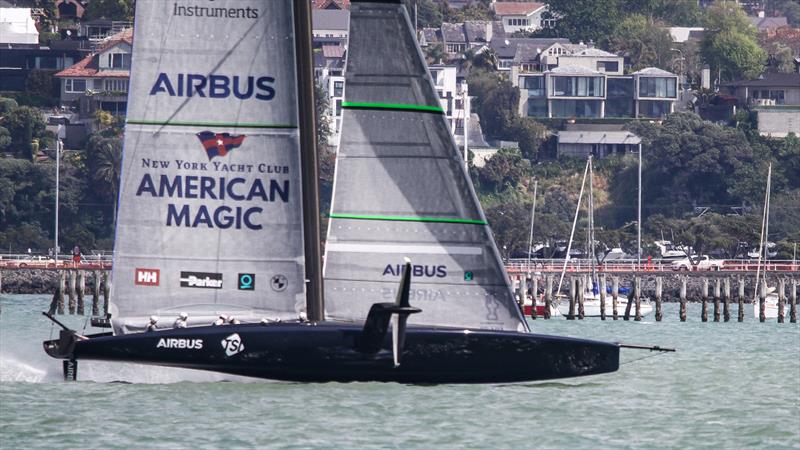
[556,157,590,295]
[588,156,596,288]
[753,163,771,302]
[293,0,325,321]
[527,179,538,273]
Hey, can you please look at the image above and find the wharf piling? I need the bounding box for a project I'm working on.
[634,276,642,321]
[530,275,538,320]
[76,270,85,315]
[679,276,687,322]
[759,279,767,323]
[544,275,553,319]
[92,271,101,316]
[655,276,663,321]
[778,278,785,323]
[57,271,65,315]
[623,286,633,321]
[102,271,110,315]
[578,276,585,320]
[713,278,721,322]
[67,270,76,314]
[791,279,797,323]
[738,277,746,322]
[599,274,607,321]
[701,277,708,322]
[723,277,731,322]
[567,276,576,320]
[611,276,619,320]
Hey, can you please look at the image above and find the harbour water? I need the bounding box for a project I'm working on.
[1,294,798,449]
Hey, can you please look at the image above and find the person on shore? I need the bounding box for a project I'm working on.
[72,246,81,266]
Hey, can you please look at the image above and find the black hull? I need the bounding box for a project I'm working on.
[44,322,619,383]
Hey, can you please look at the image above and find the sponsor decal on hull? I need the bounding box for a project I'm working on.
[180,271,223,289]
[221,333,244,356]
[156,338,204,349]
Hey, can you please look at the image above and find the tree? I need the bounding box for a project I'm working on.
[621,0,704,26]
[3,106,46,159]
[606,15,673,70]
[509,118,547,161]
[763,41,796,74]
[477,148,531,193]
[92,139,123,227]
[701,3,766,81]
[84,0,134,21]
[538,0,623,44]
[402,0,443,28]
[0,127,10,152]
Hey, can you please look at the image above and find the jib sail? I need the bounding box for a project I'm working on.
[323,0,527,332]
[111,0,307,333]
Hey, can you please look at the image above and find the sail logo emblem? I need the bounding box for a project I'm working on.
[221,333,244,356]
[270,275,287,292]
[238,273,255,290]
[179,271,223,289]
[196,131,245,160]
[135,268,160,286]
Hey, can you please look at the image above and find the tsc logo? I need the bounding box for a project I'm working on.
[196,131,245,160]
[238,273,255,290]
[382,264,447,278]
[135,268,160,286]
[221,333,244,356]
[156,338,203,349]
[149,73,275,101]
[180,271,223,289]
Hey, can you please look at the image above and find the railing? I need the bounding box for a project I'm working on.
[505,258,800,273]
[0,253,113,270]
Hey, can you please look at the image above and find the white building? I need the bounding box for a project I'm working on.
[312,9,349,39]
[429,64,471,140]
[492,2,548,35]
[0,8,38,44]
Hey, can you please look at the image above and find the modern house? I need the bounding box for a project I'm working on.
[429,64,471,138]
[557,124,641,158]
[420,21,503,56]
[489,37,571,72]
[723,72,800,137]
[492,2,549,35]
[314,43,346,146]
[54,28,133,118]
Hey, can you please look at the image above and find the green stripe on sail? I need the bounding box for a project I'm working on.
[126,119,298,129]
[330,213,486,225]
[341,102,444,114]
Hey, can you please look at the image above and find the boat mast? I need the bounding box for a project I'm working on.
[527,178,538,273]
[556,157,590,295]
[293,0,324,321]
[588,156,596,288]
[753,163,771,302]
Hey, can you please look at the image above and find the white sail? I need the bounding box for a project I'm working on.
[111,0,306,333]
[323,0,527,332]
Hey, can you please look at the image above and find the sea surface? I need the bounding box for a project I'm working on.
[1,294,798,449]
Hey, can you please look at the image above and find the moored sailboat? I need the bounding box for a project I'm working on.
[42,0,666,383]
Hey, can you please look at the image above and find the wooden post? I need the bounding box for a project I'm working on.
[68,270,76,314]
[567,276,576,320]
[544,275,553,319]
[92,270,101,316]
[790,279,797,323]
[701,277,708,322]
[57,270,65,315]
[777,278,785,324]
[624,280,634,321]
[530,275,538,320]
[759,278,766,323]
[611,276,619,320]
[655,276,663,321]
[599,274,607,321]
[713,277,720,322]
[634,276,642,321]
[679,275,687,322]
[737,277,745,323]
[723,277,731,322]
[578,276,585,320]
[76,270,85,315]
[102,271,110,315]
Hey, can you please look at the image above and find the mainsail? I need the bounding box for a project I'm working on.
[323,0,527,331]
[111,0,307,333]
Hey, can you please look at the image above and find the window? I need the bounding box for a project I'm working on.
[455,98,463,110]
[551,76,604,97]
[498,59,512,69]
[104,79,129,92]
[333,80,343,97]
[522,76,545,97]
[335,99,342,116]
[526,98,547,117]
[597,61,619,73]
[638,77,677,98]
[551,99,601,118]
[639,100,671,118]
[108,53,131,70]
[65,78,86,93]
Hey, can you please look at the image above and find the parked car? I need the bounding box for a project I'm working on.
[671,255,724,271]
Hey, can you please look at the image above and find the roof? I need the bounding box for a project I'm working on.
[312,9,349,31]
[747,16,788,31]
[322,44,345,58]
[558,130,641,145]
[725,72,800,88]
[493,2,545,16]
[54,28,132,78]
[570,48,618,57]
[548,65,601,75]
[441,22,466,43]
[633,67,676,77]
[464,21,491,43]
[0,7,38,45]
[489,37,570,59]
[311,0,350,9]
[667,27,704,43]
[421,27,441,45]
